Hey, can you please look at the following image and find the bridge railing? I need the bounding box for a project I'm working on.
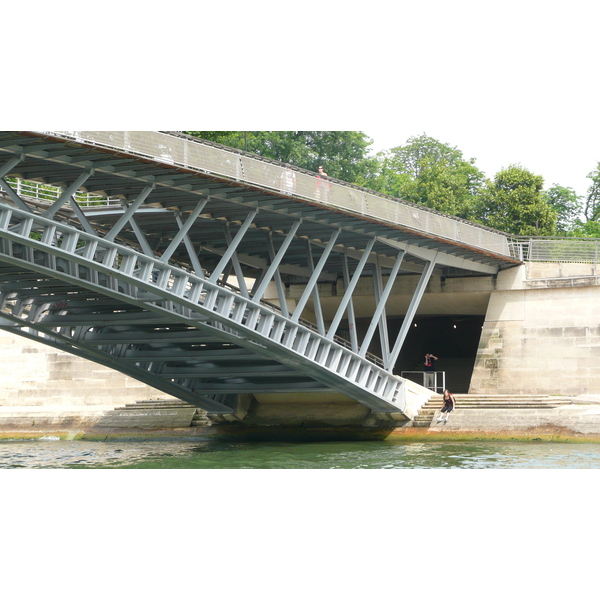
[6,172,600,266]
[37,131,513,258]
[4,177,121,208]
[508,237,600,263]
[401,370,446,394]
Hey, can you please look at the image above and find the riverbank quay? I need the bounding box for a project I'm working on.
[2,426,600,444]
[1,396,600,444]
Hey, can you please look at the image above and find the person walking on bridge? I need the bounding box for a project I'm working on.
[316,165,330,201]
[280,165,297,195]
[437,389,456,423]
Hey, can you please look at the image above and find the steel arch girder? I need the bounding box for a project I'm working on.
[0,206,413,415]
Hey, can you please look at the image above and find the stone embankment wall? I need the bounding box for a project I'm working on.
[2,261,600,435]
[470,262,600,395]
[0,331,177,431]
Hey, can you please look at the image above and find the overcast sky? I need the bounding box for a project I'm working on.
[7,2,598,199]
[347,1,600,198]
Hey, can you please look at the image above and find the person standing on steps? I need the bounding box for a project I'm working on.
[437,389,456,423]
[424,352,438,390]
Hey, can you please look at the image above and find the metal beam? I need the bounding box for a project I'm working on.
[0,155,31,212]
[358,249,405,358]
[104,185,156,242]
[173,211,205,277]
[326,239,376,342]
[42,169,94,219]
[160,197,209,263]
[291,228,341,322]
[252,219,302,302]
[306,241,326,335]
[386,254,438,371]
[267,231,289,317]
[223,222,249,297]
[341,252,359,352]
[208,209,257,284]
[65,196,97,236]
[0,154,24,179]
[377,236,498,275]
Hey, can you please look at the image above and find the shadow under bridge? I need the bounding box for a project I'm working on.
[0,131,520,421]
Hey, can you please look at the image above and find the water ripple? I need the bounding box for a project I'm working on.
[0,438,599,468]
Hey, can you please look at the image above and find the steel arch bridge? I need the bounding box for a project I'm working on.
[0,131,520,422]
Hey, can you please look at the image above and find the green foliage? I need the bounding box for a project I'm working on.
[543,185,583,234]
[583,162,600,222]
[472,164,556,235]
[387,135,470,179]
[184,131,599,238]
[570,219,600,237]
[184,131,375,182]
[363,135,485,219]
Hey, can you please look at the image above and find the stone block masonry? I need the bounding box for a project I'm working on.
[0,331,177,408]
[470,263,600,396]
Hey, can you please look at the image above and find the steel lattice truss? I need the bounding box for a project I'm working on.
[0,132,519,418]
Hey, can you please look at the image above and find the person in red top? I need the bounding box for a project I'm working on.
[424,353,438,390]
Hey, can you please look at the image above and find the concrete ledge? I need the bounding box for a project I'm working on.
[0,404,197,431]
[427,405,600,436]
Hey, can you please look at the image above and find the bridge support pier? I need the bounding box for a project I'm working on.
[207,391,411,428]
[209,394,253,423]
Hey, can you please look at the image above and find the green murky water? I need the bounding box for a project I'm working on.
[1,437,599,468]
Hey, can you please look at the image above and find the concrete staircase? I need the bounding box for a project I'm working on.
[411,394,573,428]
[100,399,211,429]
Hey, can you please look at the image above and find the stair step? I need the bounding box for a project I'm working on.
[411,394,573,428]
[119,401,195,411]
[113,400,210,427]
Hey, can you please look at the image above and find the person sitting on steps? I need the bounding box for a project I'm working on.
[437,389,456,423]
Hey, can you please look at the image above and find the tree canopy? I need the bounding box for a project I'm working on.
[543,185,582,234]
[472,165,556,235]
[184,131,376,183]
[185,131,599,238]
[583,162,600,222]
[367,135,486,219]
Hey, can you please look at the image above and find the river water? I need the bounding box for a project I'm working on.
[2,436,600,468]
[3,436,597,600]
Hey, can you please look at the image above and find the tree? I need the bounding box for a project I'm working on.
[571,219,600,237]
[583,162,600,222]
[365,134,486,219]
[472,164,556,235]
[543,185,582,234]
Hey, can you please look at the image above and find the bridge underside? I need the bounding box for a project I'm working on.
[0,131,520,423]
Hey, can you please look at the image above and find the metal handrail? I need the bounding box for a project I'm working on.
[401,370,446,393]
[508,237,600,264]
[35,130,513,258]
[7,129,600,266]
[5,175,600,265]
[5,176,118,208]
